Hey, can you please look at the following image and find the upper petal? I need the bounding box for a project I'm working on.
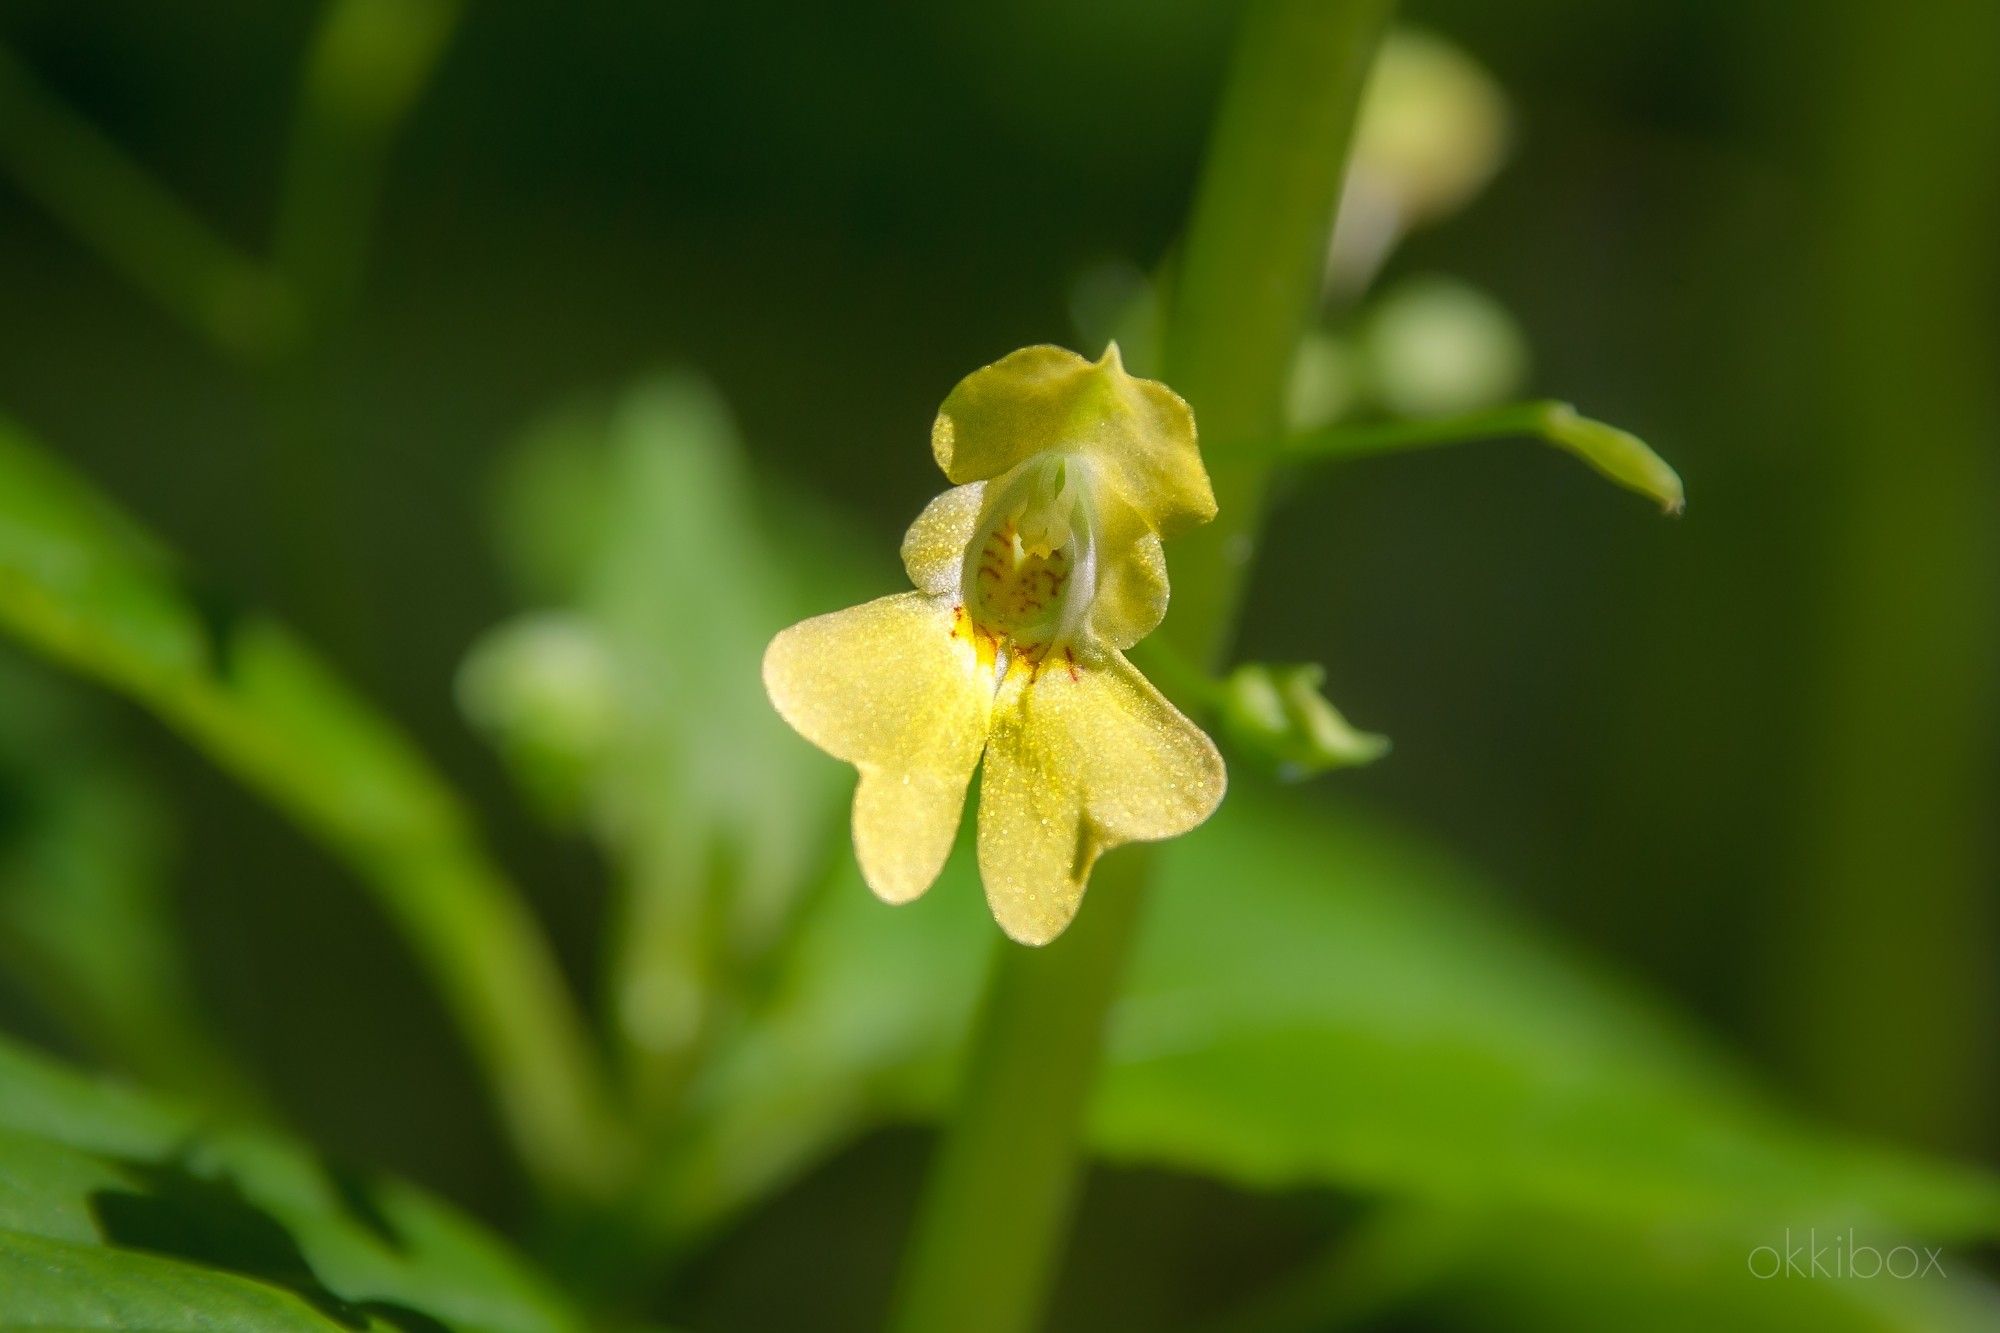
[764,592,991,903]
[900,482,984,598]
[931,344,1216,538]
[977,649,1225,944]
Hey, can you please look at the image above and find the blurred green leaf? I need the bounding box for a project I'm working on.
[488,404,621,606]
[457,612,618,823]
[1430,1210,2000,1333]
[668,785,2000,1270]
[478,374,850,1113]
[587,377,838,966]
[0,655,259,1111]
[0,1032,584,1331]
[0,414,622,1196]
[1213,1202,2000,1333]
[1101,794,1996,1240]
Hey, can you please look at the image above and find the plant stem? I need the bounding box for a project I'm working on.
[1289,400,1684,514]
[887,857,1149,1333]
[273,0,466,333]
[887,5,1393,1330]
[0,44,293,360]
[0,1,462,363]
[1161,0,1397,669]
[257,0,467,658]
[1774,0,1999,1151]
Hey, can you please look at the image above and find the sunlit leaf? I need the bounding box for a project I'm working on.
[646,861,984,1239]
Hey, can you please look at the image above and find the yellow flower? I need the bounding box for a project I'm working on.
[763,345,1226,944]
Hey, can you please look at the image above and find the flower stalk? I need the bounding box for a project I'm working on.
[886,3,1396,1329]
[1287,399,1685,514]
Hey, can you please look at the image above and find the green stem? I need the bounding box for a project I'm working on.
[257,0,466,655]
[887,857,1149,1333]
[887,5,1393,1330]
[0,44,293,360]
[1775,0,2000,1151]
[0,0,460,360]
[1161,0,1397,669]
[604,835,724,1124]
[1289,400,1684,514]
[273,0,465,332]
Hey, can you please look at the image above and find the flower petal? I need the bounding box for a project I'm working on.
[932,344,1216,537]
[764,593,990,903]
[1088,488,1169,650]
[900,482,983,599]
[978,650,1225,944]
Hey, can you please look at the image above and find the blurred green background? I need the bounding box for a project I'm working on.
[0,2,1994,1329]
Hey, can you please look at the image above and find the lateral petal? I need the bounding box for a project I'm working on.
[900,482,984,599]
[764,592,991,902]
[978,649,1225,944]
[1087,487,1170,650]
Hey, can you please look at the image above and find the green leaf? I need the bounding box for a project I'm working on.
[0,1032,582,1332]
[456,612,618,823]
[586,376,839,964]
[476,374,851,1114]
[1218,1203,2000,1333]
[1435,1210,1999,1333]
[671,786,1999,1302]
[0,414,621,1196]
[0,655,260,1112]
[1102,793,1998,1241]
[486,404,621,606]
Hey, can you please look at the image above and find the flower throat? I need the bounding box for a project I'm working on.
[959,454,1096,667]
